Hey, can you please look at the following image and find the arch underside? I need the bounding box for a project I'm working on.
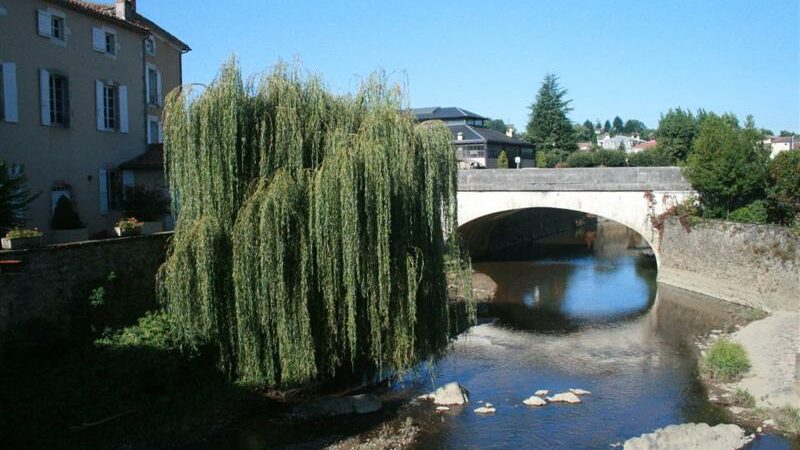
[457,190,694,265]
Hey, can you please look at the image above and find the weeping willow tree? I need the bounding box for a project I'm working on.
[158,59,473,387]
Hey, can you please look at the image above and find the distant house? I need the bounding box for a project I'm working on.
[577,142,592,151]
[597,133,645,152]
[630,140,657,153]
[763,135,798,158]
[412,107,536,168]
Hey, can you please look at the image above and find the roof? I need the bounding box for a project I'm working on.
[449,124,533,148]
[770,136,797,144]
[45,0,148,33]
[632,140,657,150]
[412,107,487,121]
[46,1,190,51]
[119,144,164,170]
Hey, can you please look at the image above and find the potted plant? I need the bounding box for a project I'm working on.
[1,227,43,250]
[121,186,171,234]
[50,196,89,244]
[115,217,143,237]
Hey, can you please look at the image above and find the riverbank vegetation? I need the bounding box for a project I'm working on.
[159,59,473,389]
[700,339,751,382]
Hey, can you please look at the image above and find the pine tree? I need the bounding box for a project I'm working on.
[613,116,624,133]
[603,120,611,133]
[525,74,577,151]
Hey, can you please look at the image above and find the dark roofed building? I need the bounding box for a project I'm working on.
[412,107,535,168]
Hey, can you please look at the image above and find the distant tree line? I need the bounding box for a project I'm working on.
[520,74,799,227]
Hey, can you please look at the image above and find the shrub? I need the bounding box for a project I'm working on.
[766,150,800,226]
[731,388,755,407]
[536,151,548,168]
[539,149,570,168]
[628,147,674,167]
[0,161,39,233]
[5,227,42,239]
[729,200,768,224]
[496,151,509,169]
[122,186,171,222]
[594,149,627,167]
[51,196,82,230]
[96,310,176,352]
[701,339,751,381]
[566,151,597,167]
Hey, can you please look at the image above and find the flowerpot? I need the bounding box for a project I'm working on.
[140,221,164,235]
[114,226,142,237]
[1,236,42,250]
[49,228,89,244]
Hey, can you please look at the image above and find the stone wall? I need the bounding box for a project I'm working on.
[0,233,171,348]
[658,217,799,312]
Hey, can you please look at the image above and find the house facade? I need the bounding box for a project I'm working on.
[597,133,645,151]
[0,0,188,240]
[412,107,536,168]
[763,135,797,159]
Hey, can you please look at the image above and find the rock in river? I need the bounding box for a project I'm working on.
[294,393,382,417]
[420,382,470,405]
[569,388,592,395]
[474,406,496,414]
[548,392,581,404]
[623,423,753,450]
[522,395,547,406]
[534,389,549,396]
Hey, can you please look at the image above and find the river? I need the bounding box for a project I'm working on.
[198,220,796,449]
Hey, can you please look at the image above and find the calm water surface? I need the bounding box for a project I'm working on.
[199,222,796,449]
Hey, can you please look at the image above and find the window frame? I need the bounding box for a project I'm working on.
[48,72,69,127]
[104,31,116,55]
[146,65,158,106]
[51,15,65,42]
[0,65,4,121]
[103,83,118,131]
[147,115,162,144]
[145,36,156,56]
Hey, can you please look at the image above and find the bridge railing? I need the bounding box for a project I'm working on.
[457,167,693,192]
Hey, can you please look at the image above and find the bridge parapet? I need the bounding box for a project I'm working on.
[458,167,692,192]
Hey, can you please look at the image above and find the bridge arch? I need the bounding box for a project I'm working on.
[456,167,696,267]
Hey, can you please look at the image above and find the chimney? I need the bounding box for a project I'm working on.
[456,132,463,141]
[115,0,135,20]
[505,126,514,138]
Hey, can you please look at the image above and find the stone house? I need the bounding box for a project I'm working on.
[0,0,189,240]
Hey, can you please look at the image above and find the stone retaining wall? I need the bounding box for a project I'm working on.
[0,233,171,348]
[658,217,799,313]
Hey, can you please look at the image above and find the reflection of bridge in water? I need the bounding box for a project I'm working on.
[457,167,695,266]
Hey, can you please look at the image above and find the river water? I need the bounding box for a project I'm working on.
[200,221,795,449]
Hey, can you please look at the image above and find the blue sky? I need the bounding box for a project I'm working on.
[139,0,799,133]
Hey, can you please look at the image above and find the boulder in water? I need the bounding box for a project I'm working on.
[548,392,581,404]
[534,389,549,396]
[474,406,496,414]
[420,382,469,405]
[523,395,547,406]
[569,388,592,395]
[623,423,753,450]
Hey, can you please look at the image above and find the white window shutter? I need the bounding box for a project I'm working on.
[145,68,151,103]
[37,10,52,38]
[95,80,104,130]
[40,69,51,126]
[92,27,105,52]
[99,169,109,214]
[118,85,128,133]
[2,62,18,123]
[156,70,163,106]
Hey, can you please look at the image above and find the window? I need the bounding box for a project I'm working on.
[145,36,156,55]
[96,80,128,132]
[92,27,117,55]
[146,66,159,105]
[37,9,67,44]
[99,169,123,214]
[105,32,115,54]
[103,84,117,130]
[51,15,65,41]
[148,117,162,143]
[47,73,69,126]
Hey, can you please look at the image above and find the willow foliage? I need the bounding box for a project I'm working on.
[160,59,472,387]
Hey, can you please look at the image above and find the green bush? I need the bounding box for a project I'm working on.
[539,149,570,168]
[729,200,768,224]
[594,149,627,167]
[122,186,171,222]
[51,196,82,230]
[701,339,751,381]
[96,310,177,352]
[497,151,509,169]
[566,151,597,167]
[628,147,674,166]
[766,150,800,226]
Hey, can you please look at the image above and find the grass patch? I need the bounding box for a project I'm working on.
[701,339,751,382]
[774,406,800,434]
[731,388,755,408]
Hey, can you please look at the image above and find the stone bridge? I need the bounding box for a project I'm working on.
[457,167,695,265]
